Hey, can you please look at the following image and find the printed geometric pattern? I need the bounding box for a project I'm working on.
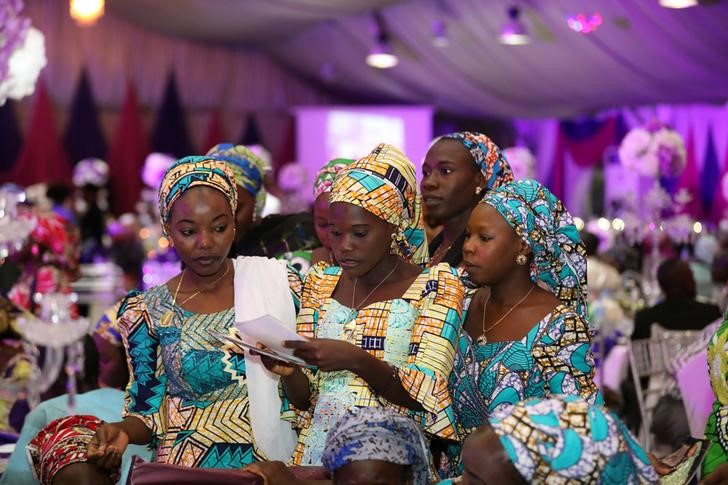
[118,265,302,467]
[490,396,659,484]
[703,315,728,476]
[328,143,428,264]
[445,305,602,476]
[482,179,588,320]
[157,156,238,230]
[291,262,464,465]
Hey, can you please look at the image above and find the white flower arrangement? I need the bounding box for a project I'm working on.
[502,146,536,180]
[618,123,686,178]
[0,26,46,106]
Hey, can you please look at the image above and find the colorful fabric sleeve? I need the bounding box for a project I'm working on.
[703,401,728,475]
[285,264,303,313]
[118,291,168,448]
[702,315,728,477]
[394,263,464,440]
[280,263,305,423]
[291,264,329,428]
[535,307,603,406]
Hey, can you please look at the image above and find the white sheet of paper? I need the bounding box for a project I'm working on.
[212,331,308,366]
[235,314,307,358]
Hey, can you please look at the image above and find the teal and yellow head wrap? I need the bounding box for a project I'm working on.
[481,178,588,320]
[313,158,355,199]
[158,156,238,236]
[205,143,270,216]
[329,143,428,265]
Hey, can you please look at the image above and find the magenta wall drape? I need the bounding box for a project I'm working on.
[106,82,149,215]
[6,81,71,186]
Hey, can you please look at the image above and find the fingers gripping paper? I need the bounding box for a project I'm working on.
[233,256,298,461]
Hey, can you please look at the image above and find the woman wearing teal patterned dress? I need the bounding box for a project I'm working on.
[444,179,602,476]
[87,156,302,473]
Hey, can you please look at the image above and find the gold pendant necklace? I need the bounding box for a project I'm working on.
[351,259,401,310]
[160,261,231,327]
[476,286,535,346]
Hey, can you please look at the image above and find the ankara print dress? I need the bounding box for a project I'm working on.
[118,268,301,468]
[443,304,602,476]
[291,262,464,466]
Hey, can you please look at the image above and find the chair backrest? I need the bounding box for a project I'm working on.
[628,337,668,378]
[651,324,702,374]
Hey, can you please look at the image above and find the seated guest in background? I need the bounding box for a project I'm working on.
[261,144,464,466]
[582,230,621,298]
[690,234,719,303]
[46,182,76,225]
[87,157,302,473]
[421,131,513,268]
[632,258,721,340]
[711,249,728,310]
[310,158,354,267]
[244,407,430,485]
[77,183,108,263]
[0,303,151,485]
[443,396,659,485]
[445,179,601,476]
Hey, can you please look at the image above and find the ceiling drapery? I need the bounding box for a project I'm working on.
[106,0,728,119]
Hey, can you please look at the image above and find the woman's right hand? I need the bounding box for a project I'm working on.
[87,423,130,471]
[253,343,299,377]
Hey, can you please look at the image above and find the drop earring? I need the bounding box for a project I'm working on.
[475,186,483,195]
[516,254,528,265]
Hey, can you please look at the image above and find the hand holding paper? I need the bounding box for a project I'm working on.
[231,314,309,366]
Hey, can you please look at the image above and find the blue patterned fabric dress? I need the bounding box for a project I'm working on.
[442,301,603,476]
[118,268,301,468]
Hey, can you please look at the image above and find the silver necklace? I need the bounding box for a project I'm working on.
[351,259,401,310]
[476,286,535,345]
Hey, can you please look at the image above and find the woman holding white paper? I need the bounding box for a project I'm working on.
[261,144,465,467]
[87,156,302,474]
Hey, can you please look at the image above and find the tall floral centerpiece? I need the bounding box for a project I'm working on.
[618,120,686,191]
[618,121,690,298]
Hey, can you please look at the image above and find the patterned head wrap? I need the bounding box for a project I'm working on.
[482,178,588,319]
[205,143,270,216]
[322,407,430,485]
[27,415,119,485]
[313,158,355,199]
[158,156,238,237]
[329,143,428,265]
[93,301,122,347]
[439,131,514,191]
[489,396,659,484]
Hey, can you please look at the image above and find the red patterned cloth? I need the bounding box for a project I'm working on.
[26,414,115,485]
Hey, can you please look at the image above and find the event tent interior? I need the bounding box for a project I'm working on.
[1,1,728,482]
[3,0,728,217]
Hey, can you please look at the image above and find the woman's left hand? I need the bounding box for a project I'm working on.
[284,339,364,372]
[243,461,301,485]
